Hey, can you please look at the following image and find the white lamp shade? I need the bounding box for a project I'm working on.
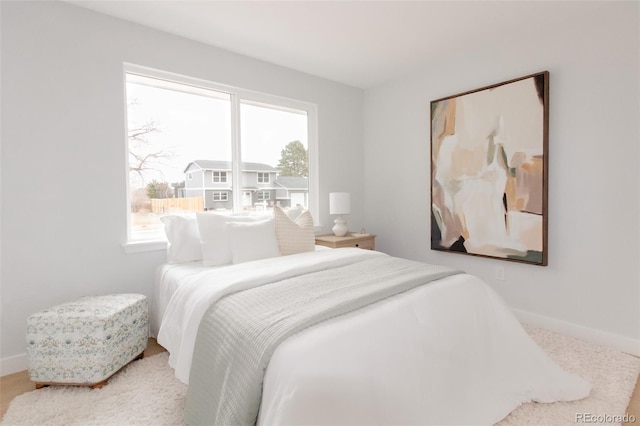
[329,192,351,215]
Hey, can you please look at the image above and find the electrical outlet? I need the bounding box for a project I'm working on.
[495,266,505,281]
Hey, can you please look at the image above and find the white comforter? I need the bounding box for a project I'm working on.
[158,248,382,384]
[157,249,590,425]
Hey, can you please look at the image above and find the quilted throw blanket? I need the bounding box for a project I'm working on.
[185,256,460,426]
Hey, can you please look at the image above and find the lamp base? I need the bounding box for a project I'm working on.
[332,217,348,237]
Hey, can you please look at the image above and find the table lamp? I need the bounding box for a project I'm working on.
[329,192,350,237]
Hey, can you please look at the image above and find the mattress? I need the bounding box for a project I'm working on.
[151,261,211,337]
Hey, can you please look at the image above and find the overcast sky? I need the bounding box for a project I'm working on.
[127,81,308,186]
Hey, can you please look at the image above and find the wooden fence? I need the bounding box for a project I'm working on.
[150,196,204,213]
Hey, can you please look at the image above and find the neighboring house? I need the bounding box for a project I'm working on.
[183,160,308,211]
[275,176,309,209]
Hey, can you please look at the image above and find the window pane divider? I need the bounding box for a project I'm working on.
[230,94,244,213]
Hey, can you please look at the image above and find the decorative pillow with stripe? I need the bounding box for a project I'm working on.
[274,206,315,256]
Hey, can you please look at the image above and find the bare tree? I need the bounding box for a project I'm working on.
[127,102,174,187]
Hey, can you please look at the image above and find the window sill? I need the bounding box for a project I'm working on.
[123,225,323,254]
[122,240,167,254]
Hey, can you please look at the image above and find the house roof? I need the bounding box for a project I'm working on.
[275,176,308,189]
[185,160,277,173]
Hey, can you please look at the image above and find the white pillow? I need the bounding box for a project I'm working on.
[274,206,315,256]
[226,219,281,264]
[196,213,258,266]
[160,214,202,264]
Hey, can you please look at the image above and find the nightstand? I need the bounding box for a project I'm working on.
[315,233,376,250]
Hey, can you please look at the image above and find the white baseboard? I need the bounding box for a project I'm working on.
[1,353,28,377]
[513,308,640,357]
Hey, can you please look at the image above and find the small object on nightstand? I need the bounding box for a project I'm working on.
[351,227,370,237]
[329,192,351,237]
[315,233,376,250]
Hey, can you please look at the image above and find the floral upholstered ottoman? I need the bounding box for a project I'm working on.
[26,293,148,388]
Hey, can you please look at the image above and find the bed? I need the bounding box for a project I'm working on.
[154,208,590,425]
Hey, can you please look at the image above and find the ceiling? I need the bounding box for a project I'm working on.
[66,1,597,89]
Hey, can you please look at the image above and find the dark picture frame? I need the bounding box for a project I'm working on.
[430,71,549,266]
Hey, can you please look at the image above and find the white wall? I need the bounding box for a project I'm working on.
[2,1,638,375]
[0,1,365,372]
[363,2,639,353]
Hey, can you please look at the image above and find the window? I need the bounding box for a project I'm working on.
[124,65,317,245]
[213,171,227,183]
[212,191,228,201]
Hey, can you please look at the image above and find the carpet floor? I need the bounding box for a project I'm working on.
[2,325,639,426]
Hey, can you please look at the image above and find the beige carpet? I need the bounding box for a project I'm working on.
[499,325,639,425]
[2,325,639,426]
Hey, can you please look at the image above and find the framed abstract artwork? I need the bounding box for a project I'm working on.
[430,71,549,266]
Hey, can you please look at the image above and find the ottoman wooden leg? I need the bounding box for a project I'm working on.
[91,380,107,389]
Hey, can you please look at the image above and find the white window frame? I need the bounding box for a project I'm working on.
[257,191,270,201]
[213,171,227,183]
[257,172,270,183]
[212,191,228,201]
[122,63,319,252]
